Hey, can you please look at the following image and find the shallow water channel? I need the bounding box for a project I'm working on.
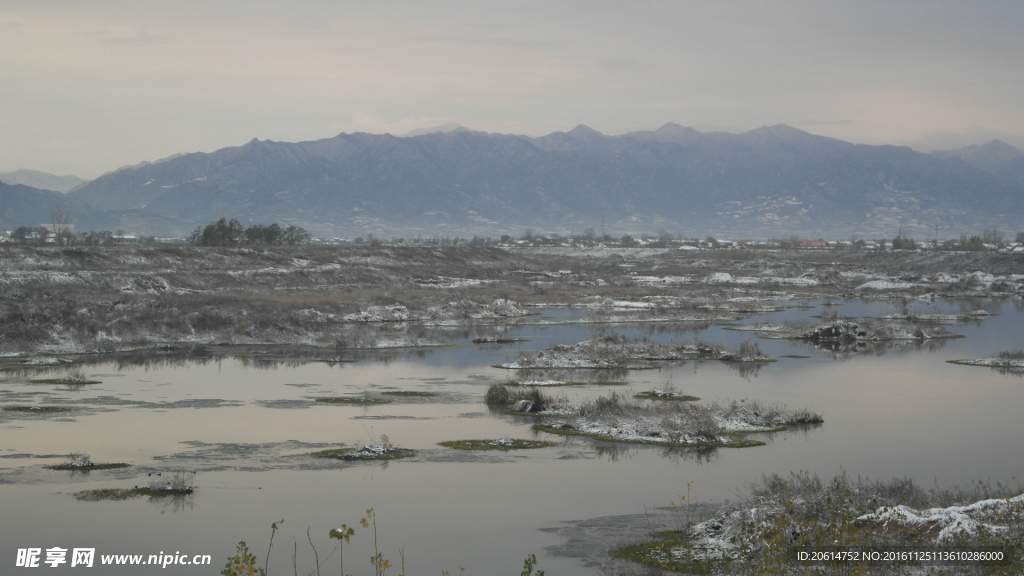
[2,298,1023,575]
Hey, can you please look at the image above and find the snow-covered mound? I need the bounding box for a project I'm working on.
[499,335,734,369]
[548,397,820,446]
[857,495,1024,543]
[795,320,955,341]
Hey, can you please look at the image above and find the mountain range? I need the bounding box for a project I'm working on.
[3,125,1023,239]
[0,169,86,194]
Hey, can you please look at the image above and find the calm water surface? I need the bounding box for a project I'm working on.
[1,298,1022,575]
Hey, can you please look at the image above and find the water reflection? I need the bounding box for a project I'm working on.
[722,361,765,380]
[150,491,196,513]
[0,344,453,374]
[989,366,1024,378]
[592,442,720,465]
[503,368,633,384]
[792,337,950,359]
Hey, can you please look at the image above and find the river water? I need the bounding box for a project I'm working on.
[1,297,1022,575]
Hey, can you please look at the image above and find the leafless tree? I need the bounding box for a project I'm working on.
[50,203,73,245]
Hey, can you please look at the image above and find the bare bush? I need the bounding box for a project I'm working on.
[484,383,554,413]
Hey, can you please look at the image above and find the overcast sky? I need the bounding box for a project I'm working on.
[3,0,1023,178]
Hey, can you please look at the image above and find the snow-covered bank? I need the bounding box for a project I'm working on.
[950,358,1024,368]
[499,335,771,370]
[541,397,821,447]
[619,472,1024,574]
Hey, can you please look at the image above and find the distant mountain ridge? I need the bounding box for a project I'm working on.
[25,125,1024,238]
[0,169,87,193]
[932,139,1024,173]
[0,181,93,231]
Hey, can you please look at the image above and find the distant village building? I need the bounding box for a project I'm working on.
[111,234,139,244]
[798,240,827,248]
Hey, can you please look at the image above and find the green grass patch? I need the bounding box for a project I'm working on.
[610,531,716,574]
[46,462,131,471]
[379,390,439,397]
[634,392,700,402]
[532,425,766,448]
[3,406,74,413]
[74,486,193,501]
[438,439,557,450]
[314,396,392,405]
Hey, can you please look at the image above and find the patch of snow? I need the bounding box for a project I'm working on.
[857,495,1024,543]
[731,323,790,333]
[631,275,693,285]
[771,277,819,286]
[343,305,410,322]
[855,279,919,290]
[297,308,335,323]
[703,272,733,284]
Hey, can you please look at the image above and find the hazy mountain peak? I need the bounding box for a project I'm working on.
[656,122,694,133]
[0,169,87,193]
[748,124,809,138]
[932,139,1024,173]
[401,123,470,137]
[566,124,604,138]
[976,139,1023,156]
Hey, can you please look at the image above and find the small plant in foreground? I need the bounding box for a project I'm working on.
[520,553,545,576]
[226,512,554,576]
[264,519,282,575]
[329,521,357,576]
[668,480,699,531]
[220,540,265,576]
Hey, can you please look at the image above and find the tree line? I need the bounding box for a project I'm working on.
[187,218,310,246]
